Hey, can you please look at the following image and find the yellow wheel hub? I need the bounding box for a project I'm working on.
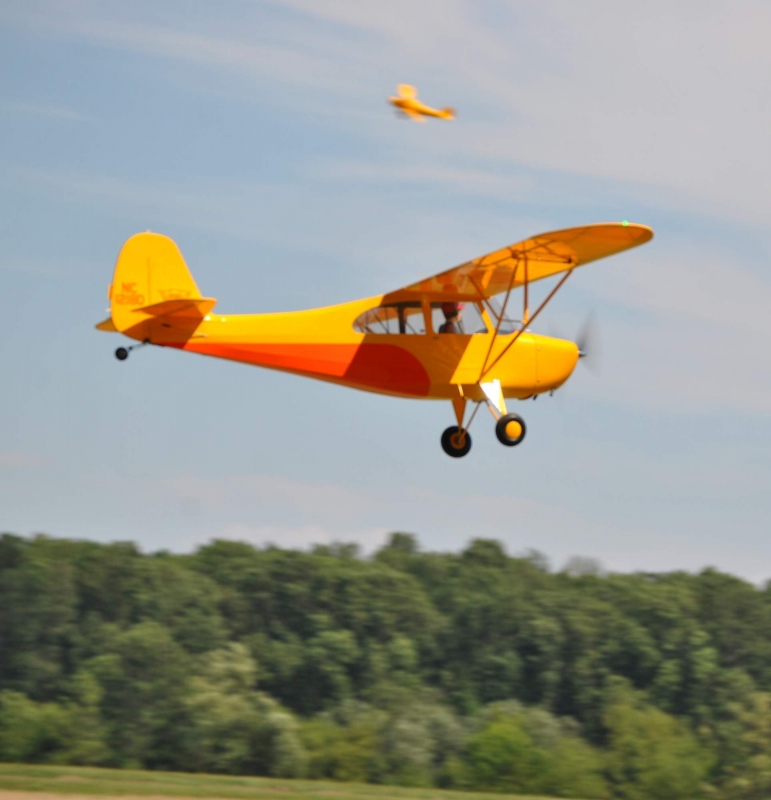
[505,420,523,439]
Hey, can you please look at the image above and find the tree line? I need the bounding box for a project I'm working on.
[1,532,771,799]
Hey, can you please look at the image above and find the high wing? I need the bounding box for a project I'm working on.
[382,222,653,303]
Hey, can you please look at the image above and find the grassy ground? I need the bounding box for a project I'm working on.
[0,765,557,800]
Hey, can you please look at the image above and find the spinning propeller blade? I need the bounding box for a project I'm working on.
[546,313,599,400]
[575,313,599,372]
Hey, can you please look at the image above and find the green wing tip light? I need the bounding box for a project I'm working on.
[621,220,629,226]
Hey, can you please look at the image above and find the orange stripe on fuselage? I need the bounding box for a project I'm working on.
[176,341,431,397]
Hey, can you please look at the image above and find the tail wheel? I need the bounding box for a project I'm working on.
[495,413,526,447]
[441,426,472,458]
[115,347,129,361]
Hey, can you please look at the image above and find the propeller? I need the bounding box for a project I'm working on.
[575,313,599,372]
[545,313,599,400]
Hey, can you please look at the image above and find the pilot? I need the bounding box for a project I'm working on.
[438,302,464,333]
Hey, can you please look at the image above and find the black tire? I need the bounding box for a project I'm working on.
[115,347,129,361]
[441,426,472,458]
[495,413,526,446]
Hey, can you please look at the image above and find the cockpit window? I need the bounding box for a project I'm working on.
[353,302,425,334]
[430,302,489,334]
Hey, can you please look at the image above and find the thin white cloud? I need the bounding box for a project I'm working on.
[2,165,283,245]
[157,472,372,523]
[214,522,389,552]
[0,2,369,102]
[596,247,771,337]
[575,315,771,416]
[565,241,771,414]
[0,452,49,467]
[5,0,771,225]
[121,465,768,576]
[0,101,95,122]
[151,470,618,551]
[311,157,533,198]
[0,164,544,295]
[0,259,60,275]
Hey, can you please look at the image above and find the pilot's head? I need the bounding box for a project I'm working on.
[442,302,463,320]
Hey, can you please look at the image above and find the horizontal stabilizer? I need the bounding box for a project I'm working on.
[95,317,118,332]
[135,297,217,317]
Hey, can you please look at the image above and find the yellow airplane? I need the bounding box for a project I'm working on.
[388,84,455,122]
[97,222,653,457]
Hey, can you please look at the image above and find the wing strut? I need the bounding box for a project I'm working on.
[523,259,530,324]
[479,264,575,382]
[474,261,520,381]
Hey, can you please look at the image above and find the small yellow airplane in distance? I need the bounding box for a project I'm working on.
[97,222,653,457]
[388,84,455,122]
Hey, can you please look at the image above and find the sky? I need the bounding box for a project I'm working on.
[1,1,771,579]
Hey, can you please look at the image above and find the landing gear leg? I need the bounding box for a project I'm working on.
[441,394,478,458]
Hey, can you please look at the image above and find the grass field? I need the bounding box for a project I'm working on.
[0,765,558,800]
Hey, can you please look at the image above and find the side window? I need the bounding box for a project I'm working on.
[353,303,426,334]
[431,302,488,334]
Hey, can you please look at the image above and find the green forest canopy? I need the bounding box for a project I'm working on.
[1,532,771,800]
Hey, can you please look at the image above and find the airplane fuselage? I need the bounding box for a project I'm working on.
[388,97,454,120]
[123,295,579,402]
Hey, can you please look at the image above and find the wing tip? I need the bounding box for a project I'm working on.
[583,221,654,242]
[621,221,654,243]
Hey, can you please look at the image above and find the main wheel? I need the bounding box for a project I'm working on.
[115,347,129,361]
[441,426,472,458]
[495,413,526,446]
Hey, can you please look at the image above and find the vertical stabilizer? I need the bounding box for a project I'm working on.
[108,232,203,335]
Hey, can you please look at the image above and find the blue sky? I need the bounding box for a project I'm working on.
[2,1,771,578]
